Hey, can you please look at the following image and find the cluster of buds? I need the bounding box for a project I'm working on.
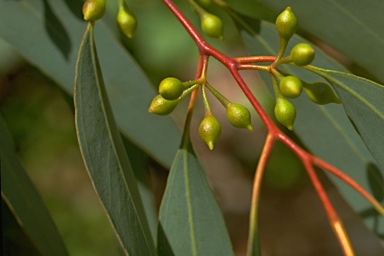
[149,77,253,150]
[271,7,340,130]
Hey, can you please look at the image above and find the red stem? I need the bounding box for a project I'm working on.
[181,53,206,148]
[302,159,354,256]
[247,134,275,256]
[161,1,381,255]
[314,157,384,215]
[235,56,277,64]
[162,0,278,132]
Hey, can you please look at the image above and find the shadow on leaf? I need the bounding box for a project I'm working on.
[43,0,71,60]
[157,223,175,256]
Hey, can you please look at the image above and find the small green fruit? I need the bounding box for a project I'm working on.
[290,43,315,66]
[158,77,184,100]
[83,0,106,21]
[275,7,298,41]
[226,103,253,131]
[117,4,137,39]
[201,13,224,39]
[148,95,179,115]
[274,98,296,130]
[303,82,341,105]
[199,116,221,150]
[279,76,303,98]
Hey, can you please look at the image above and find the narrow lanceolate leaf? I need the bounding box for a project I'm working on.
[74,23,155,255]
[308,67,384,173]
[157,138,233,256]
[0,115,68,256]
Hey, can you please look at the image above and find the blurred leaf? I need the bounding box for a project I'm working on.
[308,67,384,172]
[255,0,384,83]
[0,114,68,256]
[2,199,41,256]
[263,142,306,190]
[239,19,382,214]
[157,137,233,256]
[74,23,155,255]
[225,0,275,22]
[0,38,25,77]
[0,0,180,168]
[367,163,384,203]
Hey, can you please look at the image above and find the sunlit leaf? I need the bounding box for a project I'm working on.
[0,114,68,256]
[0,0,180,168]
[74,23,155,255]
[157,137,233,256]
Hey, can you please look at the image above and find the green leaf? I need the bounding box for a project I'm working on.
[157,138,233,256]
[2,198,41,255]
[255,0,384,83]
[74,23,155,255]
[240,20,382,214]
[0,0,180,168]
[0,114,68,256]
[367,163,384,203]
[122,137,158,239]
[308,67,384,172]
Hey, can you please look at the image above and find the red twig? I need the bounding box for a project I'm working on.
[247,134,275,256]
[314,157,384,215]
[235,56,277,64]
[301,158,355,256]
[163,0,277,131]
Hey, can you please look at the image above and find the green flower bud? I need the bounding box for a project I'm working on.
[275,7,298,41]
[226,103,253,131]
[303,82,341,105]
[158,77,184,100]
[290,43,315,66]
[148,95,179,115]
[117,3,137,39]
[201,13,224,40]
[199,116,221,150]
[279,76,303,98]
[83,0,106,21]
[274,98,296,130]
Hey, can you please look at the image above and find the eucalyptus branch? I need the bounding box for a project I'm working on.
[160,1,382,255]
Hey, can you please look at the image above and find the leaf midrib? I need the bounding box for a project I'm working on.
[184,148,198,256]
